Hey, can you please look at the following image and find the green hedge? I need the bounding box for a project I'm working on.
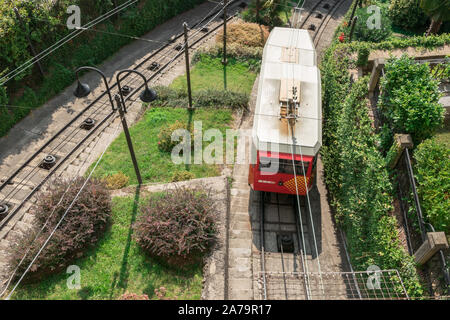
[414,138,450,234]
[320,46,423,297]
[0,0,206,137]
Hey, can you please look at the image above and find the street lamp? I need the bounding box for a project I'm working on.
[73,67,157,185]
[116,69,157,113]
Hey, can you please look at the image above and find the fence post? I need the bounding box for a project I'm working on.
[414,232,449,265]
[183,22,194,110]
[387,134,413,169]
[222,0,228,91]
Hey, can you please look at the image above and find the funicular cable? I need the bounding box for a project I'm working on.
[286,26,325,299]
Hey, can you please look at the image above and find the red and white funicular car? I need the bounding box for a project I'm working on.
[249,27,322,195]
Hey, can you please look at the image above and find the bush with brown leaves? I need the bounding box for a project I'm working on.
[216,21,269,48]
[134,187,216,267]
[7,178,111,282]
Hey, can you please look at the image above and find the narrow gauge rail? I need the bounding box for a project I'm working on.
[258,191,315,300]
[0,0,246,236]
[297,0,348,46]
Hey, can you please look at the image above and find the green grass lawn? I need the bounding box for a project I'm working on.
[12,193,202,300]
[92,107,233,185]
[170,55,258,94]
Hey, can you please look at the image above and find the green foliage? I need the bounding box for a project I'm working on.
[157,120,193,153]
[388,0,427,31]
[154,86,250,110]
[380,55,444,144]
[320,46,423,297]
[104,171,130,190]
[353,6,393,42]
[134,187,217,267]
[420,0,450,23]
[414,138,450,234]
[357,46,371,67]
[241,0,292,27]
[0,0,206,137]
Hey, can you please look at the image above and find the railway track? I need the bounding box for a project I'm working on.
[0,0,247,239]
[254,191,319,300]
[295,0,350,46]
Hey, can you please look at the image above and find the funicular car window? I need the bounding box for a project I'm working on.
[259,157,309,174]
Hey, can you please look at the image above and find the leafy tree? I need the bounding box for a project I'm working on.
[380,55,444,144]
[388,0,427,31]
[420,0,450,35]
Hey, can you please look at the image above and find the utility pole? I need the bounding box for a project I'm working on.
[222,0,228,91]
[115,94,142,185]
[14,7,45,77]
[183,22,193,110]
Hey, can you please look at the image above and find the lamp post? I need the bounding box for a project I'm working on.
[116,69,158,112]
[73,67,157,185]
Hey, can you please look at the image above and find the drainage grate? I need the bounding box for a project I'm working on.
[39,155,59,170]
[201,27,209,33]
[174,44,183,51]
[316,13,323,19]
[323,3,330,10]
[308,24,316,31]
[80,118,96,130]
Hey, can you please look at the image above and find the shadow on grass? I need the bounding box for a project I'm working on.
[109,185,141,298]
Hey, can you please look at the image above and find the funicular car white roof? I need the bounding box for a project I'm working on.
[252,27,322,158]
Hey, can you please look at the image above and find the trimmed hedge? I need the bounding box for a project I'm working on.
[153,86,249,109]
[7,178,111,283]
[414,138,450,234]
[320,46,423,297]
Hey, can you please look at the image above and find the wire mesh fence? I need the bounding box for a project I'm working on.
[256,270,410,300]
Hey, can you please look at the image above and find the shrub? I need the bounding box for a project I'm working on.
[194,43,263,65]
[118,292,150,300]
[380,54,444,144]
[104,171,129,189]
[356,46,370,67]
[388,0,427,31]
[157,120,193,153]
[134,187,217,266]
[353,6,393,42]
[216,21,269,48]
[414,138,450,234]
[153,86,249,110]
[241,0,290,27]
[8,178,111,282]
[171,170,195,182]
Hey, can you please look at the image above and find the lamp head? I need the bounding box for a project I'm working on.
[140,87,158,103]
[74,81,91,98]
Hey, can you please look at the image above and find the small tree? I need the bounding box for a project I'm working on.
[380,55,444,144]
[420,0,450,35]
